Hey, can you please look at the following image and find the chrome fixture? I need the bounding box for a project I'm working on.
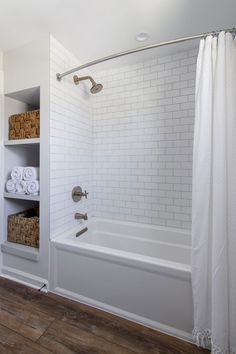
[76,227,88,237]
[72,186,89,202]
[56,28,236,81]
[73,75,103,94]
[75,212,88,220]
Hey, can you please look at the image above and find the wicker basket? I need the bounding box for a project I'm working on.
[7,208,39,248]
[9,109,40,140]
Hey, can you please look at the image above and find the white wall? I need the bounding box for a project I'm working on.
[4,38,49,94]
[0,52,4,267]
[0,52,3,71]
[92,49,197,229]
[50,36,93,237]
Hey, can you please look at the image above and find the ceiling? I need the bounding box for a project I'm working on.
[0,0,235,67]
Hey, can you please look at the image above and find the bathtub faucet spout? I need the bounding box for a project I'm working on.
[76,227,88,237]
[75,212,88,220]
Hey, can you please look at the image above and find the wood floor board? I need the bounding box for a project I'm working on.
[0,294,55,341]
[60,304,178,354]
[0,277,35,300]
[0,277,209,354]
[0,278,74,320]
[48,292,207,354]
[38,319,138,354]
[0,323,53,354]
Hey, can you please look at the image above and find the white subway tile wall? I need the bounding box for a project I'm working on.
[50,36,197,235]
[93,49,197,229]
[50,37,93,235]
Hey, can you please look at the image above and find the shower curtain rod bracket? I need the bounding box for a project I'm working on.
[56,73,62,81]
[56,27,236,81]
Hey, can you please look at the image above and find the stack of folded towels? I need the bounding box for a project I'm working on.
[6,167,40,196]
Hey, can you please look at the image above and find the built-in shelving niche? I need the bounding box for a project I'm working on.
[4,138,40,147]
[2,86,40,261]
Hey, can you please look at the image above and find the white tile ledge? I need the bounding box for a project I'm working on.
[4,192,40,201]
[1,242,39,262]
[4,138,40,146]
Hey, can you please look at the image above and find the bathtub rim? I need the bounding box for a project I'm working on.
[51,217,191,238]
[52,229,191,280]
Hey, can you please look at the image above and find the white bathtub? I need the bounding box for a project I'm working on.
[50,218,193,341]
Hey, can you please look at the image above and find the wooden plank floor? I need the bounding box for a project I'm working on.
[0,277,209,354]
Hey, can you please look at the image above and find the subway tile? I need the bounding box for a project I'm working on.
[51,36,196,232]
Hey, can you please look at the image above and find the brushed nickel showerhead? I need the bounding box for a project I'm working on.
[90,82,103,94]
[73,75,103,94]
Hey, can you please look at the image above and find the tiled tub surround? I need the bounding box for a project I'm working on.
[93,49,197,229]
[50,37,197,235]
[50,37,93,236]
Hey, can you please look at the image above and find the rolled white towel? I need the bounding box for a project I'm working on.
[11,166,24,181]
[23,167,39,181]
[26,180,40,195]
[15,180,28,194]
[6,179,16,193]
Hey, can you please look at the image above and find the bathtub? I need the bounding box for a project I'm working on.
[50,218,193,341]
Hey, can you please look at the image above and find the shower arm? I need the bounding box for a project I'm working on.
[56,27,236,81]
[73,75,96,86]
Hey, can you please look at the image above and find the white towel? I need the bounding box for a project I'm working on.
[11,166,24,181]
[23,167,39,181]
[6,179,16,193]
[15,180,28,194]
[26,180,40,195]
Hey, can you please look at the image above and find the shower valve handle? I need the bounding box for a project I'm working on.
[83,190,88,199]
[72,186,89,202]
[74,190,88,198]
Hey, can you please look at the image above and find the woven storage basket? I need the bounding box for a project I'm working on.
[8,208,39,248]
[9,109,40,140]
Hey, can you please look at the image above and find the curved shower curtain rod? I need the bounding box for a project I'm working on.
[56,27,235,81]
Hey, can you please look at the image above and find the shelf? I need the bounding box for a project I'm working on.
[1,241,39,262]
[4,192,40,202]
[4,138,40,147]
[5,86,40,107]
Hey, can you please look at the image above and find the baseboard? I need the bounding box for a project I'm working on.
[54,286,193,344]
[1,266,48,292]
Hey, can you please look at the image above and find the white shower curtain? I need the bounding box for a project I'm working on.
[192,31,236,354]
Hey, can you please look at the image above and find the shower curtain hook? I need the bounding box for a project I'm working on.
[212,31,217,38]
[232,28,236,38]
